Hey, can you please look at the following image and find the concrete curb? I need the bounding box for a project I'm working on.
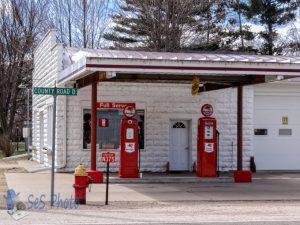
[108,177,234,184]
[1,153,31,160]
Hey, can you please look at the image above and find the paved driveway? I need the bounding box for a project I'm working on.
[4,171,300,204]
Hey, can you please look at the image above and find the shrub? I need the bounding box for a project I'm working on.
[0,135,15,157]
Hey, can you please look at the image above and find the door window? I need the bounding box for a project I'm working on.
[173,122,186,128]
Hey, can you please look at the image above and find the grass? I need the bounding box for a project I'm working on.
[0,142,27,159]
[12,142,26,155]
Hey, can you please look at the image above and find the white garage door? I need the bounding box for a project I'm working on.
[254,95,300,170]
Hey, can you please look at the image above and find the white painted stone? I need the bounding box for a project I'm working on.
[32,30,254,172]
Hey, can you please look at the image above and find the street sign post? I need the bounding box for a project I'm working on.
[33,85,77,207]
[101,152,116,205]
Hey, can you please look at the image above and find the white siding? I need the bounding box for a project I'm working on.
[33,30,254,172]
[32,30,65,167]
[64,83,254,172]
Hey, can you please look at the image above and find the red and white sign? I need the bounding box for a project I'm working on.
[97,102,136,109]
[123,106,136,118]
[125,142,135,153]
[201,104,214,117]
[98,118,109,127]
[204,143,214,153]
[101,152,115,163]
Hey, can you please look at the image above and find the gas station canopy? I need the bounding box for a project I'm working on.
[55,45,300,181]
[59,47,300,91]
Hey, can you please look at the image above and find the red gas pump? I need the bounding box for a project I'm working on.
[119,105,139,178]
[197,104,217,177]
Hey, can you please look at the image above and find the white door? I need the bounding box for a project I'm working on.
[254,95,300,170]
[170,120,189,171]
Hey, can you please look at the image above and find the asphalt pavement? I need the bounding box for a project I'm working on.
[1,201,300,225]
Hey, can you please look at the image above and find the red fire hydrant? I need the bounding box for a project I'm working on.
[73,164,89,204]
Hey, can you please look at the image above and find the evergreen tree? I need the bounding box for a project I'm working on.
[245,0,298,55]
[104,0,200,51]
[186,0,255,52]
[227,0,255,52]
[191,0,229,51]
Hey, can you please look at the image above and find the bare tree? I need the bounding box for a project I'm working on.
[0,0,48,155]
[282,25,300,55]
[49,0,111,48]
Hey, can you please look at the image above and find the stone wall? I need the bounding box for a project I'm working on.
[32,30,254,172]
[32,30,66,168]
[64,82,254,172]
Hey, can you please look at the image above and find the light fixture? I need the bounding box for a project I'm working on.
[18,83,27,89]
[191,77,201,96]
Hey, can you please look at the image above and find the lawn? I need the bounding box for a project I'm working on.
[0,142,27,159]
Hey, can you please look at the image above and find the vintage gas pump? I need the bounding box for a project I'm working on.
[119,105,139,178]
[197,104,217,177]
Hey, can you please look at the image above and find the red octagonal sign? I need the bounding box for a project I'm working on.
[201,104,214,117]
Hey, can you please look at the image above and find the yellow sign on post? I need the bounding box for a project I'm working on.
[282,116,288,125]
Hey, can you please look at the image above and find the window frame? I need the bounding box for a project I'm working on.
[82,108,146,151]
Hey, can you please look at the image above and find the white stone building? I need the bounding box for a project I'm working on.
[32,30,300,173]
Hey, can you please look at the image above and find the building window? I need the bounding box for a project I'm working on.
[82,109,145,150]
[137,110,145,149]
[279,129,292,136]
[83,109,91,149]
[254,129,268,136]
[97,109,121,149]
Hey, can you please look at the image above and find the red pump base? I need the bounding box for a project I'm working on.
[87,170,103,184]
[234,170,252,183]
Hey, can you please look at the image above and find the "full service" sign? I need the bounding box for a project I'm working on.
[97,102,135,109]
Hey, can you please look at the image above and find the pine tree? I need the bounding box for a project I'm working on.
[227,0,255,52]
[104,0,200,51]
[191,0,228,51]
[245,0,298,55]
[189,0,255,52]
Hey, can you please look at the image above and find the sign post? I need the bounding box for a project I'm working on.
[101,152,115,205]
[105,162,109,206]
[33,85,77,207]
[51,90,57,207]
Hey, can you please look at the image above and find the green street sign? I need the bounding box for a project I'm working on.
[33,87,77,96]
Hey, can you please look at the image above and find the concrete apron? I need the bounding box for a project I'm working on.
[4,172,232,202]
[5,171,300,205]
[108,172,233,184]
